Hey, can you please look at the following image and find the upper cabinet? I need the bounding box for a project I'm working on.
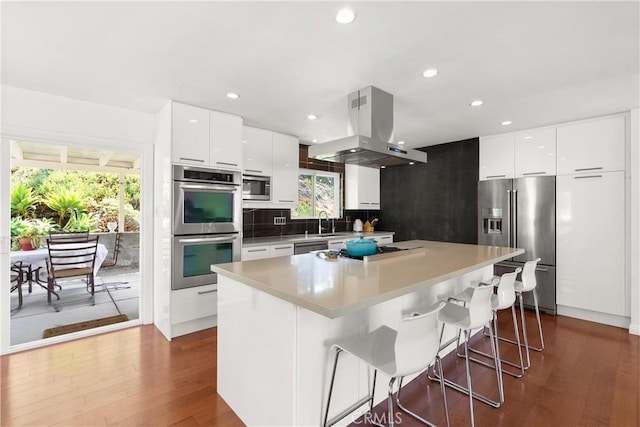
[172,103,210,165]
[210,112,243,170]
[242,126,273,176]
[514,127,557,177]
[271,132,299,208]
[556,115,625,175]
[345,165,380,210]
[172,102,243,170]
[478,134,515,180]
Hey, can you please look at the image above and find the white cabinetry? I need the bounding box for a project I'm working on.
[170,284,218,337]
[556,171,626,316]
[242,245,271,261]
[372,234,394,245]
[345,165,380,210]
[172,102,243,169]
[270,243,294,258]
[514,127,556,177]
[242,126,273,176]
[479,134,515,180]
[271,132,299,208]
[210,112,243,170]
[556,115,625,175]
[172,103,210,165]
[327,239,347,250]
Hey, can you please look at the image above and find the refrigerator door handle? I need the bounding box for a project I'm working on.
[506,189,512,247]
[512,189,518,248]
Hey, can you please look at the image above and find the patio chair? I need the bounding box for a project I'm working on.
[46,235,99,310]
[99,232,130,290]
[10,262,24,309]
[48,231,90,242]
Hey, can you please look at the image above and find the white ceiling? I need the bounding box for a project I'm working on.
[2,1,639,149]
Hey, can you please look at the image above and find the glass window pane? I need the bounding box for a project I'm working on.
[315,175,335,217]
[291,174,313,218]
[183,191,233,223]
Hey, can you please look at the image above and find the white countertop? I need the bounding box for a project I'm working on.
[242,231,395,247]
[212,240,524,318]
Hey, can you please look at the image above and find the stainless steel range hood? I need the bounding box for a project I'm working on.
[308,86,427,168]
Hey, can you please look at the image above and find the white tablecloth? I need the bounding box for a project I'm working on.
[10,243,109,277]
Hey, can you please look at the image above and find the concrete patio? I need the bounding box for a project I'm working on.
[9,267,140,345]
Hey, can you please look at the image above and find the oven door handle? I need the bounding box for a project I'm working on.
[179,184,239,192]
[178,236,238,244]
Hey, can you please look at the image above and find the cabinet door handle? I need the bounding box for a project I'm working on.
[370,202,380,205]
[216,161,238,167]
[574,175,602,179]
[574,167,602,172]
[486,174,506,179]
[245,169,263,174]
[247,248,268,252]
[179,157,205,163]
[278,200,294,203]
[273,246,292,250]
[361,202,370,205]
[523,171,546,176]
[197,289,218,295]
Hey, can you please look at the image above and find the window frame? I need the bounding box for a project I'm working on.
[291,168,342,219]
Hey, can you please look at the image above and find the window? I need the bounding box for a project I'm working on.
[291,169,341,219]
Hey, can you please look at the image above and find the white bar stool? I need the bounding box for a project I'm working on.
[494,258,545,369]
[429,283,497,427]
[323,302,450,427]
[458,269,525,385]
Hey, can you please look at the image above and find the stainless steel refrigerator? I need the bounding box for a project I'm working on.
[478,176,556,314]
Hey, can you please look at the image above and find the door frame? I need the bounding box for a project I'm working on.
[0,130,154,354]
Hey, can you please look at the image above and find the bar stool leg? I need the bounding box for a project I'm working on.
[463,330,475,427]
[531,289,545,351]
[387,377,396,427]
[518,292,532,369]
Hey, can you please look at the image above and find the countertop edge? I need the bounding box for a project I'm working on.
[242,231,395,247]
[212,246,524,319]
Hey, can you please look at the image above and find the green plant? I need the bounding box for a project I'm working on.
[45,188,86,227]
[11,183,39,218]
[63,211,97,232]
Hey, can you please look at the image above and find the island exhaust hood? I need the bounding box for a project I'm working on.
[308,86,427,168]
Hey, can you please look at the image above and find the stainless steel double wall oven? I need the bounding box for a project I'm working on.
[172,165,241,290]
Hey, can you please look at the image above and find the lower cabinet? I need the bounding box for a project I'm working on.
[242,245,271,261]
[556,171,626,316]
[170,284,218,337]
[372,235,393,245]
[269,243,294,257]
[327,239,347,250]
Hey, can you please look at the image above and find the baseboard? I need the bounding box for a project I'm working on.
[557,305,631,330]
[171,315,217,338]
[629,324,640,336]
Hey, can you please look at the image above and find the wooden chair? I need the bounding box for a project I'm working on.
[46,235,99,308]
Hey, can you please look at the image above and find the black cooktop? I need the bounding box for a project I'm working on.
[338,246,408,260]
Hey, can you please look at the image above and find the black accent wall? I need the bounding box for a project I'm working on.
[379,138,479,243]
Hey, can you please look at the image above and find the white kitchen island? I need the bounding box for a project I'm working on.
[211,240,523,426]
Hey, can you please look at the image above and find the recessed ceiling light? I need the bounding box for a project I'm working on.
[312,139,318,143]
[422,69,438,78]
[241,140,247,144]
[188,119,198,123]
[501,121,512,126]
[537,145,545,149]
[470,100,483,107]
[307,114,318,120]
[381,166,386,169]
[397,140,405,145]
[226,93,239,99]
[409,162,415,165]
[350,149,357,153]
[336,8,356,24]
[523,136,533,140]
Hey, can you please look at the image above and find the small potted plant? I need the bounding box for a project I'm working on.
[13,218,38,251]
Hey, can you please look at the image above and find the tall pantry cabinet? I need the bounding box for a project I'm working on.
[556,115,628,320]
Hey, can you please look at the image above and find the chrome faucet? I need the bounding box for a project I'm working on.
[318,211,328,235]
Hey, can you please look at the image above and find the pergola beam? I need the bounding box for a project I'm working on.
[11,158,140,175]
[10,140,23,160]
[99,151,114,167]
[59,146,68,163]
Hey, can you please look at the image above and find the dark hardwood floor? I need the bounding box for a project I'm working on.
[1,311,637,426]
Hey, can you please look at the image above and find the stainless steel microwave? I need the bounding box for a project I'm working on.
[242,175,271,201]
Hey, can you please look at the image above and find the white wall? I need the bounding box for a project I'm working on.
[630,108,639,335]
[0,86,157,353]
